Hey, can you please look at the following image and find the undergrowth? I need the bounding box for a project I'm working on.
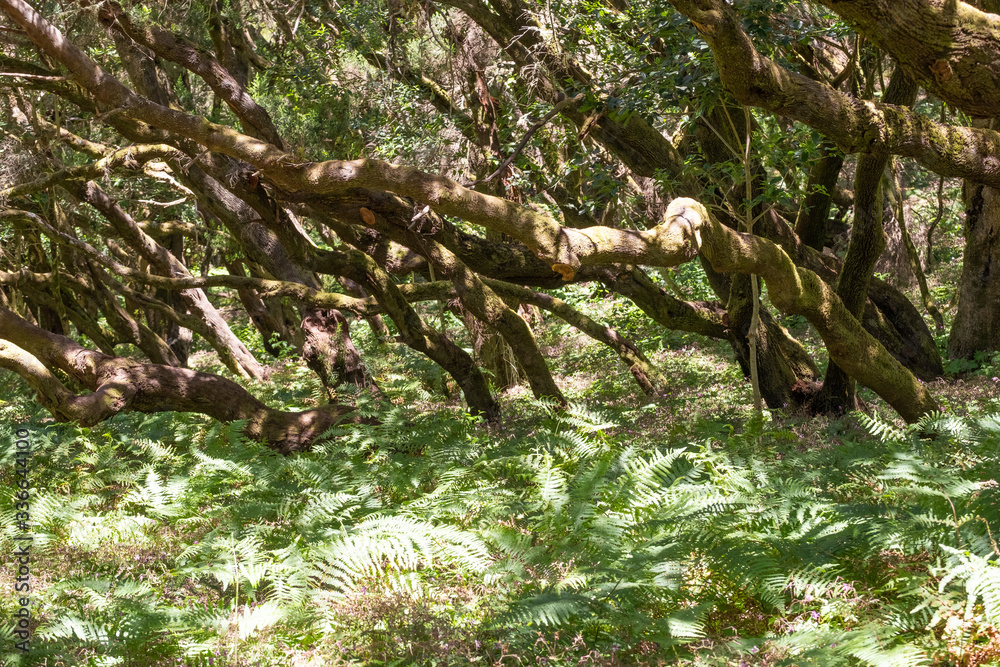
[0,396,999,666]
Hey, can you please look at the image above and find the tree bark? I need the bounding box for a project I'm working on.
[301,307,383,400]
[663,0,1000,189]
[814,0,1000,118]
[948,180,1000,359]
[815,67,919,414]
[794,140,845,250]
[671,198,938,422]
[0,306,353,453]
[0,0,941,425]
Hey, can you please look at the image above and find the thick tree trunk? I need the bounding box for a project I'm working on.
[301,307,382,399]
[727,274,820,409]
[814,68,918,414]
[795,140,845,251]
[181,165,376,392]
[701,260,820,409]
[948,181,1000,359]
[690,101,821,410]
[672,198,939,423]
[816,188,888,412]
[815,163,889,413]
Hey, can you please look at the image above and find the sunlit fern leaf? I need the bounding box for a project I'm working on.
[661,606,707,640]
[878,454,974,492]
[121,469,190,518]
[130,437,180,462]
[771,626,929,666]
[48,577,155,600]
[554,568,591,592]
[939,545,1000,626]
[857,412,911,444]
[847,635,931,667]
[482,557,528,585]
[528,453,569,515]
[22,491,92,532]
[550,401,617,434]
[483,524,537,558]
[232,600,287,640]
[918,410,978,446]
[294,490,374,530]
[626,448,700,509]
[785,564,847,601]
[282,456,354,490]
[173,603,234,633]
[189,447,254,480]
[973,413,1000,438]
[266,541,311,606]
[309,515,491,593]
[500,592,590,627]
[38,615,109,644]
[692,530,788,609]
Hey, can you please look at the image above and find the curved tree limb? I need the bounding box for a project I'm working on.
[71,180,267,380]
[0,0,939,424]
[390,278,670,395]
[0,143,181,200]
[0,306,354,453]
[815,0,1000,118]
[668,198,937,422]
[0,208,374,312]
[96,1,286,148]
[666,0,1000,188]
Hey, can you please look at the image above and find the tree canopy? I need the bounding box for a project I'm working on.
[0,0,997,447]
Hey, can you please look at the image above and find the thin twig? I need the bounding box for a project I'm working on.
[0,72,66,81]
[829,35,859,89]
[742,105,763,413]
[135,197,189,207]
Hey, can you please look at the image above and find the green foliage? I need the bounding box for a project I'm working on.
[4,394,1000,665]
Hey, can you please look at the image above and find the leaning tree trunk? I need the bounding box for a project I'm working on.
[476,244,526,391]
[814,165,889,414]
[146,230,193,365]
[183,164,380,395]
[301,307,383,400]
[947,111,1000,360]
[691,103,821,410]
[666,198,939,423]
[794,139,845,251]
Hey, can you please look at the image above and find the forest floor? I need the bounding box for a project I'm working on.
[1,273,1000,667]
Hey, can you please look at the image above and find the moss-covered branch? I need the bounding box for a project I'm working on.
[669,198,937,422]
[666,0,1000,188]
